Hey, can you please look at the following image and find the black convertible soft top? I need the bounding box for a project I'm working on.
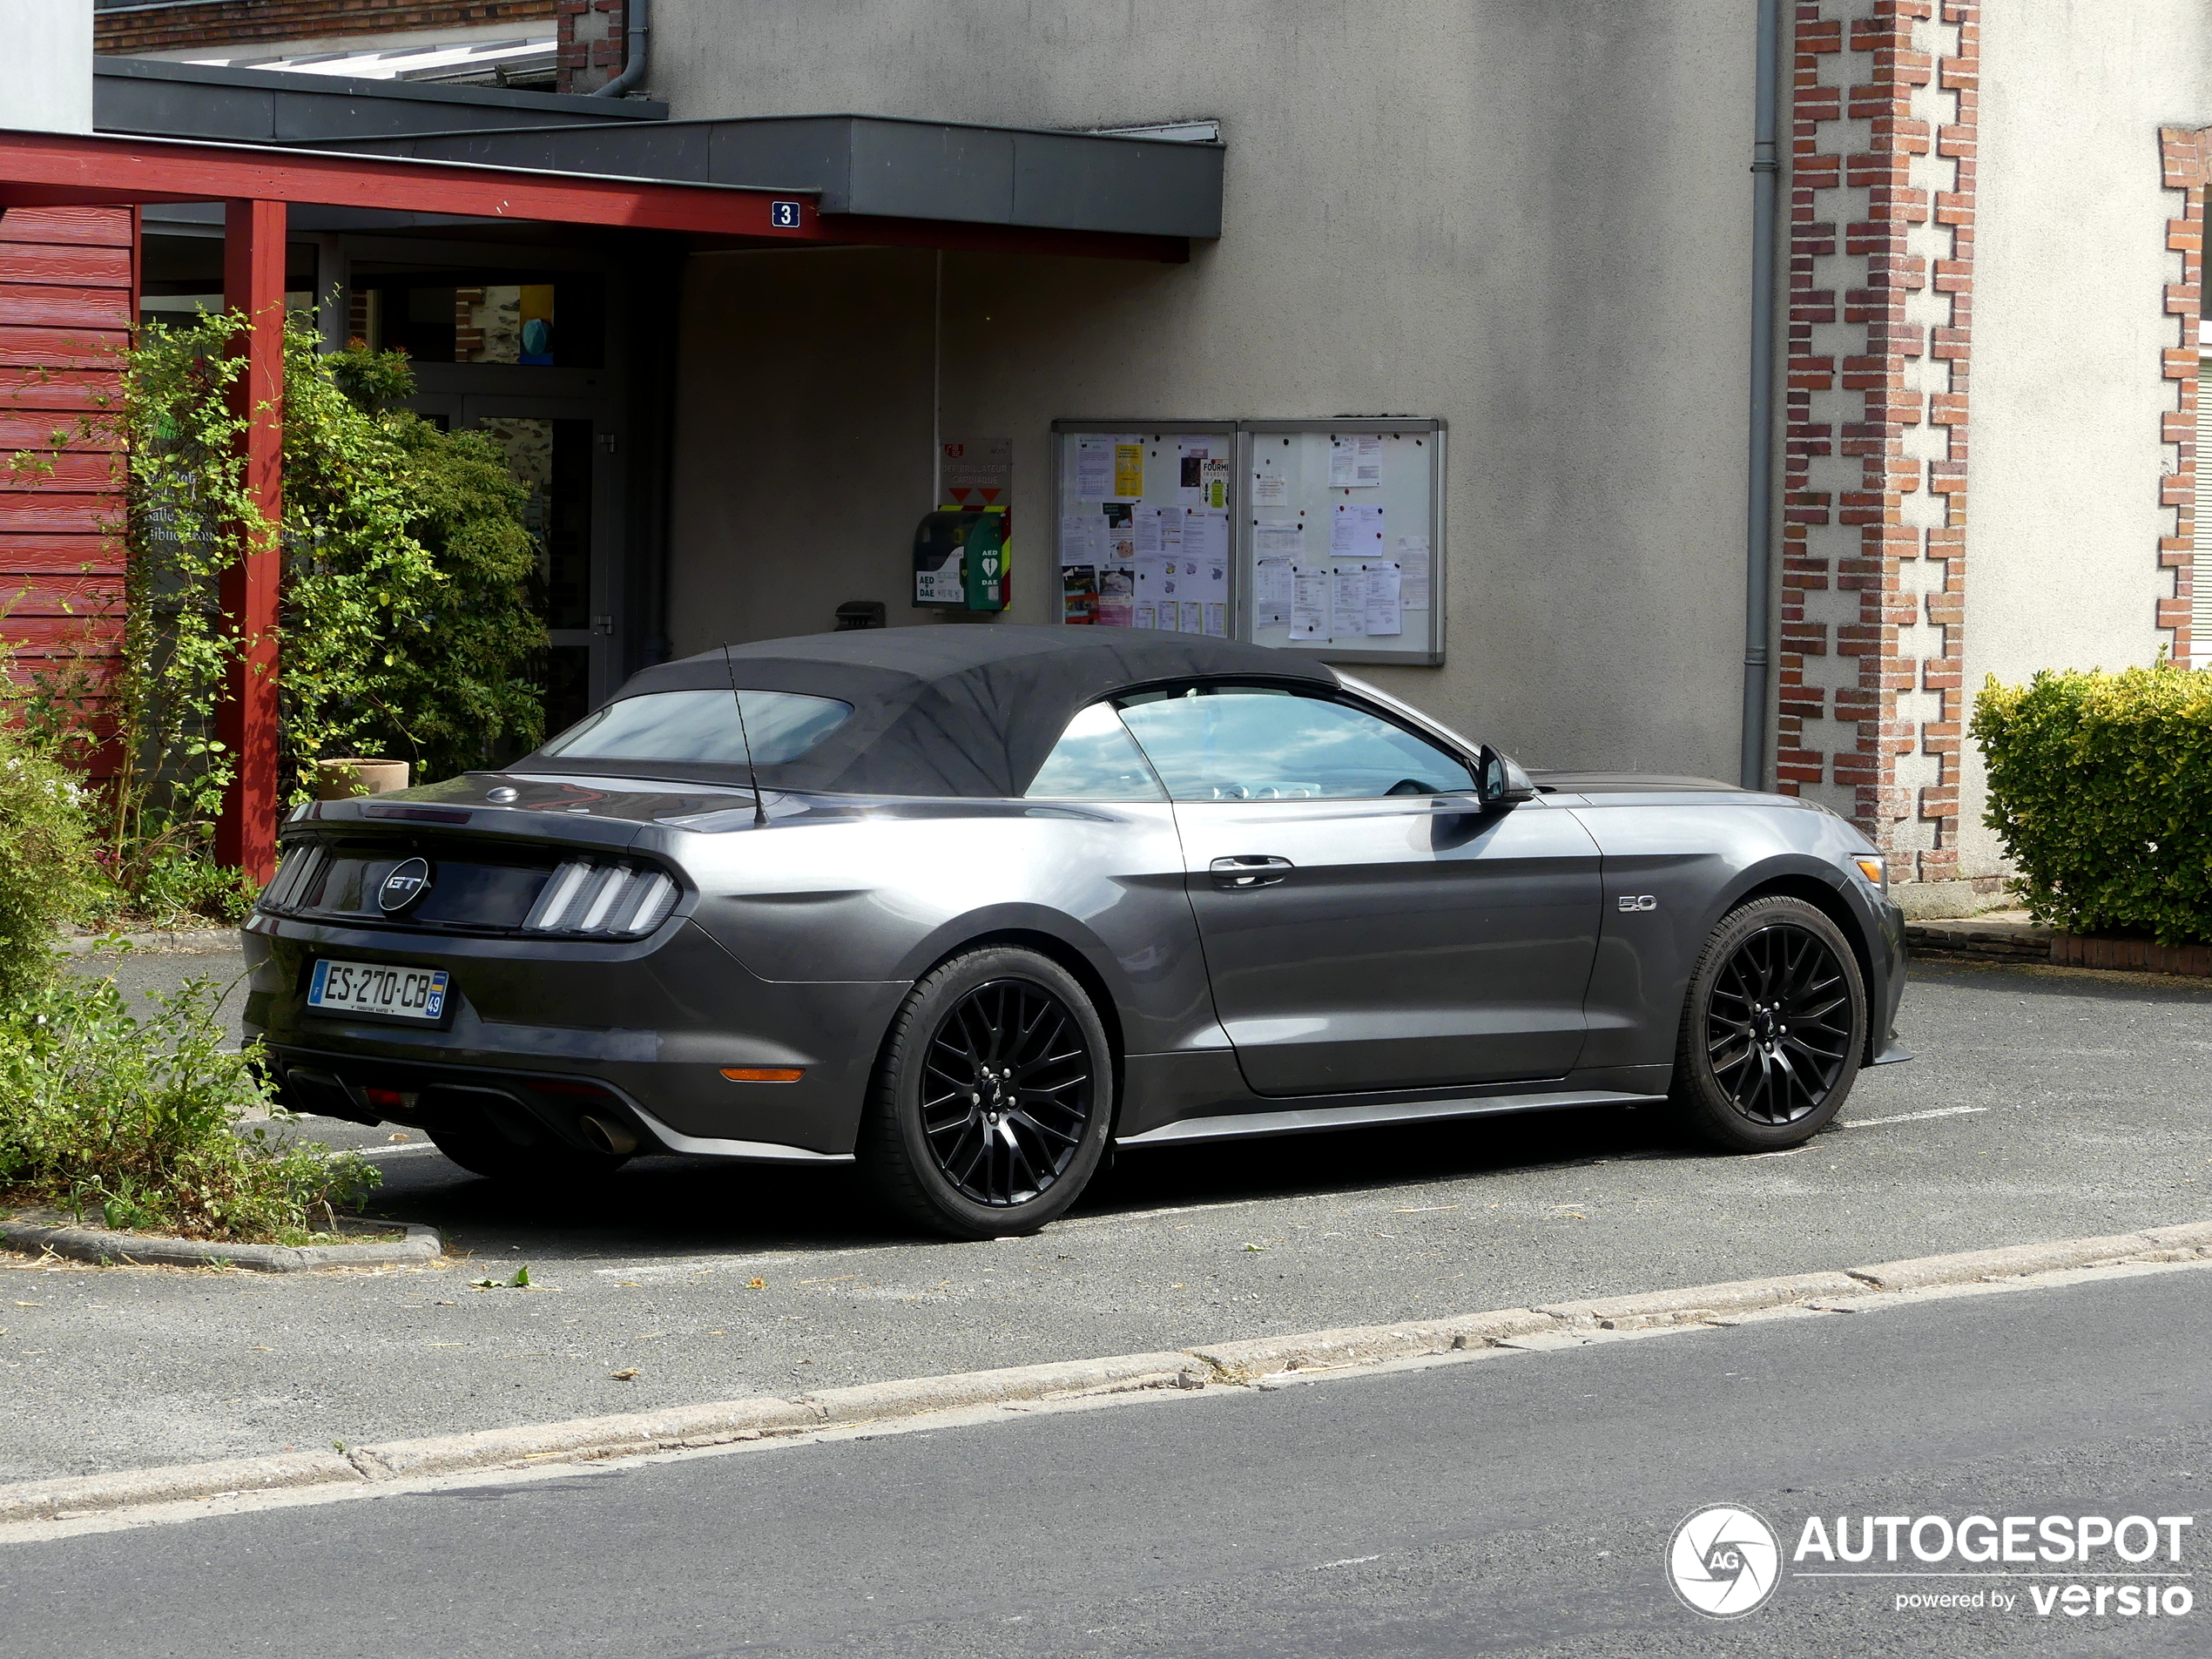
[523,625,1341,798]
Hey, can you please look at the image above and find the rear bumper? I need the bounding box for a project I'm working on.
[241,914,904,1157]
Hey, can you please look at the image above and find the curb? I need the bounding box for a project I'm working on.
[3,1218,2207,1526]
[57,928,241,957]
[0,1213,442,1273]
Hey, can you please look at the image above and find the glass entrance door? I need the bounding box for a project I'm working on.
[409,392,623,742]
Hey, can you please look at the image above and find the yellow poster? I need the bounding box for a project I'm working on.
[1113,442,1145,502]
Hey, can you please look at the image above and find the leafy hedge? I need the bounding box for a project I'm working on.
[0,723,96,998]
[1972,664,2212,944]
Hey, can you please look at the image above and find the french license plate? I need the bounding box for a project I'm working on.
[307,959,450,1022]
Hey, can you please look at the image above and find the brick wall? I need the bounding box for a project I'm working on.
[556,0,628,94]
[0,207,135,774]
[95,2,556,57]
[2158,127,2204,669]
[1779,0,1978,887]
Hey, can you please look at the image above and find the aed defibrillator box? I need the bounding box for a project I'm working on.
[912,506,1009,611]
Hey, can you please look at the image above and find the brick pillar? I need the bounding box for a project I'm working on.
[1780,0,1978,888]
[2158,128,2206,668]
[558,0,629,95]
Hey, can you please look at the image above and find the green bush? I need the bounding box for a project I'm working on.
[1972,664,2212,944]
[0,723,97,998]
[0,975,380,1244]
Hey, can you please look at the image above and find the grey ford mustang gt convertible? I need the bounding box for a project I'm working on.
[245,625,1908,1238]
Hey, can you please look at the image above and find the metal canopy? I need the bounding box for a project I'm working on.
[298,114,1223,243]
[94,56,668,143]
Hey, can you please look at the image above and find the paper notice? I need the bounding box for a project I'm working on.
[1255,520,1304,561]
[1254,556,1294,625]
[1327,440,1355,489]
[1332,502,1386,556]
[1252,469,1289,507]
[1204,603,1228,638]
[1184,507,1231,565]
[1075,438,1112,502]
[1135,507,1165,559]
[1098,567,1134,629]
[1351,434,1382,487]
[1181,600,1207,634]
[1176,436,1209,506]
[1112,439,1145,502]
[1396,534,1432,609]
[1331,566,1368,638]
[1103,502,1135,564]
[1291,565,1329,640]
[1059,514,1091,568]
[1200,456,1231,509]
[1133,602,1157,631]
[1363,561,1403,637]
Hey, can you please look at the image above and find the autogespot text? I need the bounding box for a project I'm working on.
[1793,1513,2195,1621]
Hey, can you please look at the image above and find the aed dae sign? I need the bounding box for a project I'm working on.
[1669,1505,2195,1624]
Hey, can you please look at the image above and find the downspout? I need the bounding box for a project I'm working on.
[590,0,651,98]
[1740,0,1783,788]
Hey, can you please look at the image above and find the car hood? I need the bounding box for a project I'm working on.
[1529,770,1744,794]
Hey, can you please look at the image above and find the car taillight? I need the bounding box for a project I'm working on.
[258,842,330,914]
[521,859,679,938]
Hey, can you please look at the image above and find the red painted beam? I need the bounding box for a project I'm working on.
[0,129,820,241]
[212,199,284,886]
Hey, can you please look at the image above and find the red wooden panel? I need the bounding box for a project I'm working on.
[2,451,124,487]
[0,327,128,369]
[0,206,136,247]
[0,413,117,452]
[0,283,134,327]
[0,539,124,576]
[0,243,133,286]
[0,368,122,411]
[0,494,115,533]
[0,572,124,612]
[0,615,121,652]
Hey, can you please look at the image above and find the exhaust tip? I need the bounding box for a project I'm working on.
[577,1115,640,1157]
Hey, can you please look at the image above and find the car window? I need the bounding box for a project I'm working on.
[539,689,853,765]
[1025,701,1168,801]
[1115,685,1475,801]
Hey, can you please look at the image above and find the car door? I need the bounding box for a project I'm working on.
[1115,683,1604,1096]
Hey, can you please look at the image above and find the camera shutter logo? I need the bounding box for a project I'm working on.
[378,858,432,914]
[1668,1505,1782,1619]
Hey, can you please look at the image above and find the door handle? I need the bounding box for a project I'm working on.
[1210,855,1293,889]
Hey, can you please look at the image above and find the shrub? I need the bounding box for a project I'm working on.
[0,975,379,1244]
[0,723,97,998]
[1972,663,2212,944]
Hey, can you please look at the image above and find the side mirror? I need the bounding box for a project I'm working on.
[1476,745,1537,808]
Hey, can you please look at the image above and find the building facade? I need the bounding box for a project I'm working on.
[4,0,2210,909]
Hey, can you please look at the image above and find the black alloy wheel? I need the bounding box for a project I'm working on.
[860,946,1112,1238]
[921,979,1093,1206]
[1671,894,1867,1151]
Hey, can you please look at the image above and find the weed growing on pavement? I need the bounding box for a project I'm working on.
[0,974,380,1244]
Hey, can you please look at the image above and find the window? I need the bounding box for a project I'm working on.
[1025,702,1168,801]
[1115,685,1475,801]
[539,689,852,765]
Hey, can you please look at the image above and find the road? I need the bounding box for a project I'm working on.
[6,954,2207,1487]
[3,1264,2204,1657]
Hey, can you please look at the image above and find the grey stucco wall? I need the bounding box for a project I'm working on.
[658,1,1760,775]
[1959,0,2212,880]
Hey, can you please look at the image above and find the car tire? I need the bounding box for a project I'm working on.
[1669,894,1867,1152]
[860,946,1113,1240]
[425,1109,631,1185]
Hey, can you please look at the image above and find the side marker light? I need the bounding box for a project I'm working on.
[721,1067,805,1083]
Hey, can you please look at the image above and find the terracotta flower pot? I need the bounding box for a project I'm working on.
[315,758,411,800]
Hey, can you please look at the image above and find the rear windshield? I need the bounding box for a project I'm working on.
[539,689,853,765]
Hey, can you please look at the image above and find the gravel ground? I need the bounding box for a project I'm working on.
[3,954,2208,1483]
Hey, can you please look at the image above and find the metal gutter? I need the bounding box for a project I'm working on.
[1740,0,1783,790]
[591,0,651,99]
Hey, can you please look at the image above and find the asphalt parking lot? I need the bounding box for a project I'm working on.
[7,951,2209,1485]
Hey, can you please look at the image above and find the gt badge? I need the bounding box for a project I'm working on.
[378,857,432,914]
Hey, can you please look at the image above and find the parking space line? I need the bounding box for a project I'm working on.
[1842,1106,1988,1130]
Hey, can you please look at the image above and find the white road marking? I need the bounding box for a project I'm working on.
[354,1144,442,1160]
[1841,1106,1989,1130]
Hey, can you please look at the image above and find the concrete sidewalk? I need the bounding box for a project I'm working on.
[4,958,2208,1485]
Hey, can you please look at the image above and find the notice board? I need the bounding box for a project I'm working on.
[1053,417,1443,665]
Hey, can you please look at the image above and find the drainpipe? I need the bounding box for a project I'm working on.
[1740,0,1783,789]
[590,0,651,98]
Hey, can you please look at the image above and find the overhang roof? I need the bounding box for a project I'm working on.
[93,55,667,141]
[308,115,1224,242]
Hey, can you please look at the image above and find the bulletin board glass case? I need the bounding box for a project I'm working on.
[1052,418,1444,666]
